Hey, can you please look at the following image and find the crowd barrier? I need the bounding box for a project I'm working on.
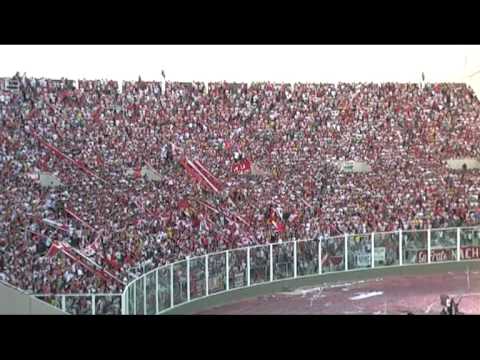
[34,293,122,315]
[121,226,480,315]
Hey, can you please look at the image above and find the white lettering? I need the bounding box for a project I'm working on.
[459,246,480,260]
[418,250,427,263]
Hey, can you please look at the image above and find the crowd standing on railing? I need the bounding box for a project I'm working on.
[2,73,480,303]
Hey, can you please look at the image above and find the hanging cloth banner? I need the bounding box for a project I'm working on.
[179,157,223,193]
[48,241,125,286]
[179,158,202,186]
[232,158,252,174]
[30,130,108,185]
[64,207,95,232]
[83,230,103,257]
[192,159,224,192]
[43,218,71,233]
[302,199,314,209]
[186,159,220,193]
[195,199,250,228]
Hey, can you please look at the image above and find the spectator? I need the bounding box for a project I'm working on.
[1,76,480,296]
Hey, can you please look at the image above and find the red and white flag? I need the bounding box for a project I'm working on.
[272,220,286,233]
[31,130,108,185]
[64,207,94,232]
[302,199,314,209]
[48,240,124,285]
[43,218,70,233]
[83,230,103,257]
[180,157,224,193]
[232,158,251,174]
[47,241,63,257]
[178,198,190,210]
[134,164,142,179]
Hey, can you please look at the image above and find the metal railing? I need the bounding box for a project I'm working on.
[122,226,480,315]
[34,293,122,315]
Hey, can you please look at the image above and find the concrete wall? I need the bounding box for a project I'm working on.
[125,166,162,181]
[337,161,371,173]
[446,158,480,170]
[39,172,63,187]
[0,282,67,315]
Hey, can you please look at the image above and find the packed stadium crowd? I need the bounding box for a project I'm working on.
[1,73,480,299]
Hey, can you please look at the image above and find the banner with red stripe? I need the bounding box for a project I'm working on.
[30,130,108,185]
[48,241,124,285]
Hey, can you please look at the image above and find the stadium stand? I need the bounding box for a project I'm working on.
[1,74,480,303]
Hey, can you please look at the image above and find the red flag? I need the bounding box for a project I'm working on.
[49,240,124,285]
[302,199,314,209]
[232,159,251,174]
[93,107,102,123]
[268,208,277,225]
[36,156,49,171]
[192,159,223,192]
[96,153,104,167]
[31,131,108,184]
[83,231,103,257]
[272,220,286,233]
[180,157,224,193]
[178,198,190,210]
[47,242,61,257]
[134,165,142,179]
[107,256,121,271]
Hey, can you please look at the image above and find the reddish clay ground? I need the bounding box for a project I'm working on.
[198,268,480,314]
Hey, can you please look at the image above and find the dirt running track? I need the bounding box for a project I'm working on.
[196,263,480,315]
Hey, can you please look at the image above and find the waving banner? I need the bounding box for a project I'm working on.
[232,159,251,174]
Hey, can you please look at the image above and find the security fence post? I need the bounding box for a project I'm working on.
[143,274,147,314]
[187,257,191,302]
[170,264,174,308]
[318,238,322,274]
[293,240,297,278]
[457,228,461,261]
[155,269,159,314]
[427,228,431,264]
[344,234,348,271]
[247,247,251,286]
[225,251,230,291]
[399,230,403,266]
[269,244,273,282]
[205,255,209,296]
[371,232,375,268]
[133,282,137,315]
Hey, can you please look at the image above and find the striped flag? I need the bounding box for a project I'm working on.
[232,159,251,174]
[43,218,70,233]
[272,220,286,233]
[47,241,63,257]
